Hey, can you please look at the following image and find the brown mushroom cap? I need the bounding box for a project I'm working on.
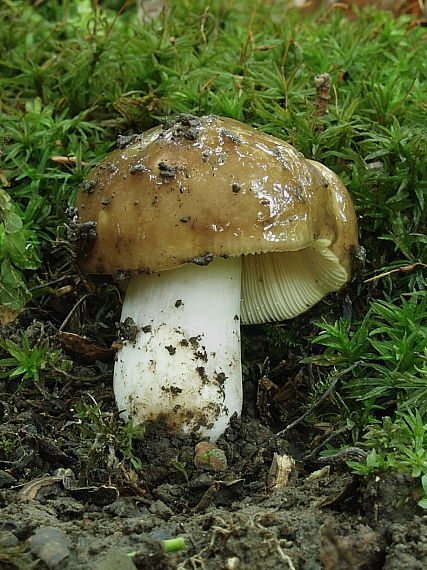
[74,114,358,323]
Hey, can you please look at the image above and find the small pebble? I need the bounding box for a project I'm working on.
[30,526,70,568]
[0,470,17,488]
[194,442,228,472]
[94,549,137,570]
[148,499,174,520]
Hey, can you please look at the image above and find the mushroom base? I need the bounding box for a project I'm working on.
[113,256,243,441]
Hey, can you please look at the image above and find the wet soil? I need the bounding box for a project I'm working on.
[1,309,427,569]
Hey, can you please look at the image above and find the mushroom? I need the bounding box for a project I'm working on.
[73,114,358,441]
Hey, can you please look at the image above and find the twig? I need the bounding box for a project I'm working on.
[58,292,93,332]
[273,361,362,439]
[302,425,349,461]
[30,274,78,292]
[50,156,89,166]
[316,2,349,25]
[364,262,427,283]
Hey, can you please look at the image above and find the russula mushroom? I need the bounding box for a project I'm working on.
[72,114,358,441]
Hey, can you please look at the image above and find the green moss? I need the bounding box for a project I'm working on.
[2,0,427,503]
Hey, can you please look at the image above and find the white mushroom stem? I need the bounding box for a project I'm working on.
[113,256,243,442]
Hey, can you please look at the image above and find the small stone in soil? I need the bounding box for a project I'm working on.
[30,526,71,568]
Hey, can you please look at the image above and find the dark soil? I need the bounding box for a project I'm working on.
[1,306,426,569]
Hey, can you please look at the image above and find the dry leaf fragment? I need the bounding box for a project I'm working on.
[56,331,116,363]
[17,470,72,501]
[268,453,296,490]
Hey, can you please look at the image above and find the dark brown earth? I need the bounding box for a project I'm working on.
[1,299,427,569]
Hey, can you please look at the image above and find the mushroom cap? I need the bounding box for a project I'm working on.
[73,114,358,323]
